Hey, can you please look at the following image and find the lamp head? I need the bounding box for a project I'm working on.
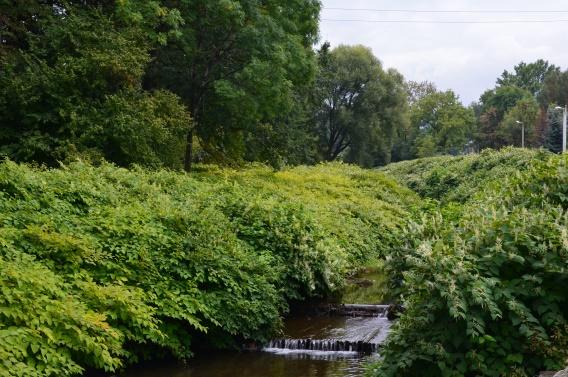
[555,106,564,110]
[516,121,523,124]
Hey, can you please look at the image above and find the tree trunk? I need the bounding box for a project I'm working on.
[185,98,201,172]
[184,128,193,172]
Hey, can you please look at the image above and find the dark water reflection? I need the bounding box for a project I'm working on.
[119,268,389,377]
[120,351,377,377]
[119,314,388,377]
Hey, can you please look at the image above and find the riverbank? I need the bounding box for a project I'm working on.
[372,148,568,376]
[116,298,392,377]
[0,161,416,376]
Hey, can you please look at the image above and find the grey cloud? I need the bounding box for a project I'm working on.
[320,0,568,103]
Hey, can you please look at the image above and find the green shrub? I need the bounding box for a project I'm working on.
[0,7,189,169]
[197,163,418,264]
[375,153,568,376]
[0,161,414,376]
[381,147,551,204]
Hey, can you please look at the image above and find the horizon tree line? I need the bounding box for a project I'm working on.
[1,2,568,171]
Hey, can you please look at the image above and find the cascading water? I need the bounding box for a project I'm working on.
[263,305,391,357]
[117,271,392,377]
[265,338,379,354]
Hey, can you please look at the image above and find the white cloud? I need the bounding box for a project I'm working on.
[319,0,568,104]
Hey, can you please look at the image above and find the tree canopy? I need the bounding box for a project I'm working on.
[0,0,321,170]
[497,59,559,97]
[144,0,321,170]
[477,86,534,149]
[473,60,567,151]
[0,1,188,168]
[410,90,475,158]
[1,4,568,170]
[312,44,408,167]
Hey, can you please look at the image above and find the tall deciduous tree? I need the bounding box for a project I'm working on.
[391,81,437,161]
[406,81,437,107]
[410,90,475,157]
[313,44,408,167]
[145,0,321,171]
[497,60,559,97]
[477,86,532,149]
[496,60,560,146]
[541,69,568,106]
[0,1,189,168]
[498,97,539,147]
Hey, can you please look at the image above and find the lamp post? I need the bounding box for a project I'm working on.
[515,121,524,148]
[554,106,567,153]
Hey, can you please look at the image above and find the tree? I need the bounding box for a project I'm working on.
[145,0,321,171]
[0,0,55,55]
[498,97,539,147]
[544,107,563,153]
[390,81,437,162]
[540,69,568,106]
[494,61,560,147]
[243,92,319,169]
[406,80,437,106]
[477,86,532,149]
[479,86,532,119]
[313,44,408,167]
[497,59,559,97]
[1,1,182,58]
[0,1,189,168]
[409,90,475,158]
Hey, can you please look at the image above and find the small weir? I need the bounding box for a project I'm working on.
[262,304,390,357]
[328,304,390,317]
[265,338,379,354]
[118,271,392,377]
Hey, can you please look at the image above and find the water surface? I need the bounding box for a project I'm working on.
[119,268,390,377]
[283,315,390,344]
[120,314,388,377]
[120,351,378,377]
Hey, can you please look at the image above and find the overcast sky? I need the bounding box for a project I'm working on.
[319,0,568,104]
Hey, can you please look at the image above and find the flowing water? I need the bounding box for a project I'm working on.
[266,309,390,354]
[119,351,375,377]
[119,269,390,377]
[119,311,390,377]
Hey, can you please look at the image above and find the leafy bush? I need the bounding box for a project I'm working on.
[0,6,189,169]
[381,147,551,204]
[197,163,418,264]
[375,152,568,376]
[0,161,414,376]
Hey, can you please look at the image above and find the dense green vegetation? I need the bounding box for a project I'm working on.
[393,83,476,161]
[375,148,568,377]
[381,147,550,204]
[0,2,190,169]
[0,0,321,171]
[393,61,568,162]
[5,145,565,377]
[0,161,416,376]
[313,43,408,167]
[2,2,568,377]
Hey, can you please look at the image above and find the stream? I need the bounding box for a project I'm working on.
[120,352,373,377]
[119,267,390,377]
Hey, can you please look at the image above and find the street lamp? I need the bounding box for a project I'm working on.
[554,106,567,153]
[515,121,524,148]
